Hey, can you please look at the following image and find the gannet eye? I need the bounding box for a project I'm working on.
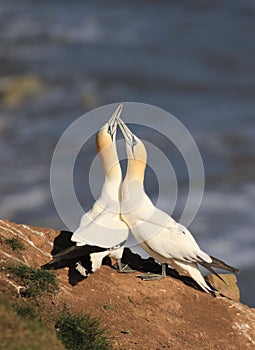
[107,125,112,135]
[132,136,138,147]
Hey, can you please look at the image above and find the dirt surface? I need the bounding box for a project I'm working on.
[0,219,255,350]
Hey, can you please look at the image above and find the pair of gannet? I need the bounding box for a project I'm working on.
[43,104,132,275]
[44,104,239,294]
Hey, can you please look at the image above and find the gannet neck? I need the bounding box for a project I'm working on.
[95,103,123,182]
[125,158,146,183]
[96,128,122,182]
[125,137,147,183]
[117,118,147,182]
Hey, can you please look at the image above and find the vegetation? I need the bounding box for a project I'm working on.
[56,311,113,350]
[2,235,112,350]
[14,301,40,321]
[0,293,64,350]
[7,265,59,297]
[5,237,26,251]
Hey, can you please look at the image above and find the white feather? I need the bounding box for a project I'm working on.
[119,119,214,292]
[73,209,128,248]
[70,105,129,274]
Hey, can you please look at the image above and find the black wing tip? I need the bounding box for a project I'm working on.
[229,267,240,275]
[210,256,240,274]
[201,262,228,286]
[41,262,53,270]
[41,259,62,270]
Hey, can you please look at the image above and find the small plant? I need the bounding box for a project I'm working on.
[14,302,40,321]
[5,237,25,251]
[7,265,59,297]
[103,304,112,310]
[55,311,112,350]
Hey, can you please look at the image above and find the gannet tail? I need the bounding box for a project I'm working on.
[197,256,239,286]
[198,262,227,284]
[172,260,215,293]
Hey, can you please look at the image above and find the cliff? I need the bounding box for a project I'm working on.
[0,219,255,350]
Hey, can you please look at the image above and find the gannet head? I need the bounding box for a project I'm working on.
[118,118,147,163]
[106,103,123,140]
[96,103,123,152]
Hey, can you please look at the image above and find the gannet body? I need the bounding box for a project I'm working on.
[43,105,131,275]
[118,118,239,293]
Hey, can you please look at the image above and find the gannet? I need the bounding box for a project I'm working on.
[118,118,239,293]
[43,104,132,275]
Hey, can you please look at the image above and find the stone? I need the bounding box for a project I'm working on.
[205,273,240,302]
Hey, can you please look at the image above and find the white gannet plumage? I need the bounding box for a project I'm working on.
[72,104,126,249]
[43,104,131,276]
[118,118,239,293]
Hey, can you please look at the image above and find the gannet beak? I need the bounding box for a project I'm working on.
[118,118,137,154]
[107,103,123,140]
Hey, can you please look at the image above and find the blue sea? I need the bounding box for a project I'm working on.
[0,0,254,306]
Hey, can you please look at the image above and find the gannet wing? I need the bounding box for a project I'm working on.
[133,218,211,264]
[77,200,105,229]
[72,210,129,249]
[131,202,178,231]
[77,212,94,229]
[73,200,107,245]
[41,244,107,270]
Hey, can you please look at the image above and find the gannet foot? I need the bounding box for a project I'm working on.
[137,273,165,281]
[114,260,136,273]
[117,263,136,273]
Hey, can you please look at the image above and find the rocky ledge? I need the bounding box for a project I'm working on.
[0,219,255,350]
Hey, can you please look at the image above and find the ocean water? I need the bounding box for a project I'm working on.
[0,0,255,306]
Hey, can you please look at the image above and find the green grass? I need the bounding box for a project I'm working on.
[7,265,59,297]
[5,237,26,251]
[0,293,64,350]
[14,301,40,321]
[55,311,113,350]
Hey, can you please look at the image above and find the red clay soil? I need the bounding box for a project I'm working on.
[0,219,255,350]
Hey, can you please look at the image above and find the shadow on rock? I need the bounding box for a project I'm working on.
[42,230,112,286]
[121,248,204,291]
[43,231,206,291]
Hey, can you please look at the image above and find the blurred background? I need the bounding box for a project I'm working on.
[0,0,254,306]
